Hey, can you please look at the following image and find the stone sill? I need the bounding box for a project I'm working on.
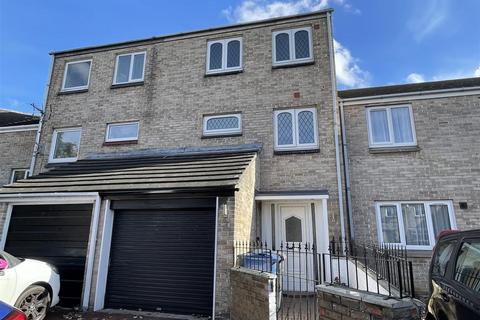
[110,81,144,89]
[103,140,138,146]
[57,89,88,95]
[274,148,320,155]
[272,60,315,69]
[204,69,243,77]
[369,146,420,154]
[201,133,242,139]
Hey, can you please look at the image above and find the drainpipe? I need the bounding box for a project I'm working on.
[29,55,54,176]
[326,12,346,244]
[339,99,354,240]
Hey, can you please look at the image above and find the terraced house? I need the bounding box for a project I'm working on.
[0,9,342,318]
[1,7,479,319]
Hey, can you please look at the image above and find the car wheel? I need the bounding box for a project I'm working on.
[15,285,51,320]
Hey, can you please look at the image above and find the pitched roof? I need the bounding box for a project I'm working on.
[338,77,480,100]
[0,151,256,195]
[0,109,40,127]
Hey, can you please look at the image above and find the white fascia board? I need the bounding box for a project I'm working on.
[0,192,99,204]
[0,124,39,133]
[255,194,329,201]
[340,88,480,106]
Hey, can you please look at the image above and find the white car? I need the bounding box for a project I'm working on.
[0,251,60,320]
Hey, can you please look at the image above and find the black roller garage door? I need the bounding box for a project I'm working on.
[105,198,216,316]
[4,204,93,307]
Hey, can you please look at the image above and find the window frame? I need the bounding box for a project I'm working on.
[61,59,93,92]
[273,107,318,151]
[202,114,242,136]
[48,127,82,163]
[375,200,456,250]
[105,121,140,142]
[272,27,314,66]
[112,52,146,85]
[10,169,29,184]
[366,104,417,148]
[206,37,243,74]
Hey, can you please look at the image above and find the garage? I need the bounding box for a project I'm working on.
[104,198,216,316]
[4,204,93,307]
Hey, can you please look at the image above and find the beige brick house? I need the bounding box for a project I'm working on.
[338,77,480,294]
[0,10,343,318]
[0,109,39,186]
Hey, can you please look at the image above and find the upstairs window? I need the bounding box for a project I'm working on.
[206,38,242,74]
[62,60,92,91]
[106,121,139,142]
[367,105,417,148]
[49,128,82,163]
[10,169,29,183]
[376,201,456,250]
[274,108,318,151]
[113,52,146,84]
[272,27,313,66]
[203,114,242,136]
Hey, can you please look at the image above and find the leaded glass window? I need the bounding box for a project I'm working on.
[207,38,242,73]
[274,108,317,150]
[203,114,242,136]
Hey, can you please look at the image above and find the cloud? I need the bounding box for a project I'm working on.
[334,40,370,88]
[406,73,426,83]
[405,65,480,83]
[222,0,369,88]
[407,0,449,42]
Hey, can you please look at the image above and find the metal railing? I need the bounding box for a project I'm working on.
[324,237,415,298]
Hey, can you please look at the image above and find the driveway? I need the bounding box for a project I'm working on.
[47,308,210,320]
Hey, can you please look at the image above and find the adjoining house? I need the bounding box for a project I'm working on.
[0,9,341,318]
[338,77,480,294]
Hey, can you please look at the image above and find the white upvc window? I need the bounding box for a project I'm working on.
[61,59,92,91]
[376,201,456,250]
[203,114,242,136]
[367,105,417,148]
[274,107,318,151]
[105,121,139,142]
[10,169,29,184]
[49,127,82,163]
[206,37,243,74]
[272,27,313,66]
[113,52,146,85]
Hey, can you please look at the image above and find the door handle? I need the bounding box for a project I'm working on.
[440,292,450,302]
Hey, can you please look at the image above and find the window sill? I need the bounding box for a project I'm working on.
[272,60,315,69]
[274,148,319,155]
[58,89,88,95]
[405,250,433,258]
[204,69,243,77]
[103,140,138,146]
[110,81,144,89]
[369,145,420,154]
[45,160,77,167]
[201,133,242,139]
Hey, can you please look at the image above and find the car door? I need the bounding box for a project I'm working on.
[429,239,457,318]
[0,253,17,303]
[448,237,480,319]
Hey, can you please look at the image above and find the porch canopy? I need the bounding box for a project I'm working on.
[0,146,258,196]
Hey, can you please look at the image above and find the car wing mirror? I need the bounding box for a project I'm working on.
[0,258,8,271]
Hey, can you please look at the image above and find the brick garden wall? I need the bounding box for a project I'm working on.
[230,267,276,320]
[317,285,420,320]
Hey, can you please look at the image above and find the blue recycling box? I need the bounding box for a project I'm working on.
[241,251,283,273]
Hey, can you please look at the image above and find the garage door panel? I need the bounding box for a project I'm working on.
[105,199,216,316]
[5,204,92,307]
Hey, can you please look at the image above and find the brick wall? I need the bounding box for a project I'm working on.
[317,284,420,320]
[230,267,276,320]
[32,12,341,231]
[342,94,480,293]
[0,130,36,186]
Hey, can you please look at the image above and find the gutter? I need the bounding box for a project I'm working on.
[29,55,55,176]
[326,12,346,244]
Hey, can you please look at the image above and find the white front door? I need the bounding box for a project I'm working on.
[277,204,314,292]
